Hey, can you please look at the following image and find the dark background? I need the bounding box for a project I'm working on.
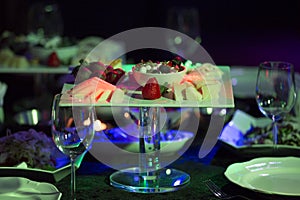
[1,0,300,69]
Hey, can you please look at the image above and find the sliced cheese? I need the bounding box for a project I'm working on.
[173,82,187,101]
[92,89,104,102]
[201,81,222,100]
[110,88,125,103]
[181,72,205,89]
[71,77,101,94]
[94,77,117,91]
[97,90,112,102]
[184,85,203,101]
[197,63,223,80]
[173,82,201,101]
[69,77,117,102]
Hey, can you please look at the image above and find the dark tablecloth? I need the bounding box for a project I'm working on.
[53,143,300,200]
[52,103,300,200]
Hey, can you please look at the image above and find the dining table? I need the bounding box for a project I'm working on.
[52,96,300,200]
[1,65,300,200]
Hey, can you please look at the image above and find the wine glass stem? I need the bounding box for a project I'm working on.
[70,158,76,200]
[272,117,278,149]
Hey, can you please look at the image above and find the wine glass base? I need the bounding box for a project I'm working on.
[110,167,190,193]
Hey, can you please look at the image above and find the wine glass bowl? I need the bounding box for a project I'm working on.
[256,61,296,146]
[51,93,96,199]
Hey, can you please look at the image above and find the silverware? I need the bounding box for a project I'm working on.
[204,179,251,200]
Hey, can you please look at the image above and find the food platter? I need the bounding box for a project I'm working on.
[0,154,84,183]
[0,129,85,183]
[0,162,69,183]
[61,65,234,108]
[0,140,83,183]
[0,154,72,183]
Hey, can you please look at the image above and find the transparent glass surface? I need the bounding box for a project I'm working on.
[109,107,190,193]
[51,93,95,199]
[256,61,296,147]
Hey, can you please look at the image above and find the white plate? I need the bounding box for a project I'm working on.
[224,157,300,196]
[0,177,61,200]
[0,154,82,183]
[0,163,70,184]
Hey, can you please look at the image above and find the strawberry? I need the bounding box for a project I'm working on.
[113,68,125,77]
[105,68,125,85]
[142,78,161,100]
[105,71,119,85]
[167,61,173,67]
[47,52,60,67]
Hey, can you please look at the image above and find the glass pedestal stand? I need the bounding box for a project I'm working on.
[110,107,190,193]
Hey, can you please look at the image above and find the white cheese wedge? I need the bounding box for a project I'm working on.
[199,63,223,79]
[110,88,125,103]
[173,83,187,101]
[173,82,201,101]
[184,85,203,101]
[201,80,222,100]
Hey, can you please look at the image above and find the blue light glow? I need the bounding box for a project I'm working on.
[173,179,181,186]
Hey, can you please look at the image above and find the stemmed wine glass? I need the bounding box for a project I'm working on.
[51,93,96,199]
[256,61,296,148]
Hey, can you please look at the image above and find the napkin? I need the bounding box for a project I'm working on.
[228,110,272,134]
[219,110,272,146]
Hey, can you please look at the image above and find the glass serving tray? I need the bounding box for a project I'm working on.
[61,66,234,108]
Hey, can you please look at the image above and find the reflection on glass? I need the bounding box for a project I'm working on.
[256,61,296,148]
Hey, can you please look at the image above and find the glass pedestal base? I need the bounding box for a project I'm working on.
[110,167,190,193]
